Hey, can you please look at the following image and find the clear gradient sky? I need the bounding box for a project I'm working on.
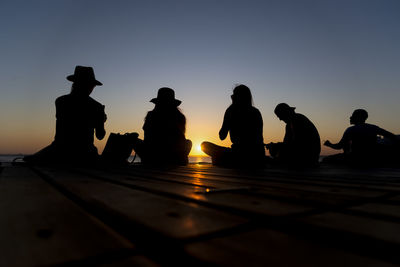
[1,0,399,156]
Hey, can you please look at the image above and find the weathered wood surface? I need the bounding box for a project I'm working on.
[1,163,400,266]
[0,166,157,267]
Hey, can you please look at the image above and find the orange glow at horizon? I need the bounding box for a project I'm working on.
[190,140,207,156]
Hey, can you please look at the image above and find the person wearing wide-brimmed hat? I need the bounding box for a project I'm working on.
[24,65,107,164]
[131,87,192,165]
[266,103,321,167]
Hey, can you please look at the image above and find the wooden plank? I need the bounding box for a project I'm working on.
[0,166,136,267]
[185,229,397,267]
[67,167,315,217]
[298,212,400,244]
[119,165,400,194]
[82,255,159,267]
[349,203,400,220]
[14,163,399,265]
[174,165,400,189]
[36,167,247,240]
[85,167,393,211]
[387,195,400,202]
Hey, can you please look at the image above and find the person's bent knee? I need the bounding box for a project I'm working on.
[185,139,192,155]
[201,141,213,155]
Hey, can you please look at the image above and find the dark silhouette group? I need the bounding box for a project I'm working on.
[24,66,399,168]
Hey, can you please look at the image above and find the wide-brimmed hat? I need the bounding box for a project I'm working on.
[150,87,181,106]
[274,103,296,114]
[66,66,102,86]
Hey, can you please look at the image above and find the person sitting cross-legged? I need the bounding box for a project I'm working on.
[323,109,399,166]
[201,84,266,167]
[131,87,192,165]
[24,65,106,165]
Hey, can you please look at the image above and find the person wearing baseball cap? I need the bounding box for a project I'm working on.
[266,103,321,166]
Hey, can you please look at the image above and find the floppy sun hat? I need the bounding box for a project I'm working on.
[150,87,181,106]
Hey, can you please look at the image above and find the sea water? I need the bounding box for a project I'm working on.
[128,155,212,164]
[1,155,328,164]
[0,154,212,164]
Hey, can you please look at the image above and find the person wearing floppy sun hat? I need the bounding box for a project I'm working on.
[24,65,107,164]
[131,87,192,165]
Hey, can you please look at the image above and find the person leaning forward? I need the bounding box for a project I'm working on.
[266,103,321,167]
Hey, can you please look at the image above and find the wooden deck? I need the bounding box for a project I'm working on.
[1,162,400,266]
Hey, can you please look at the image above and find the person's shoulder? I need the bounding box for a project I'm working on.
[344,125,355,133]
[145,110,154,119]
[363,123,382,132]
[294,112,309,121]
[223,105,234,117]
[250,106,262,117]
[56,94,70,101]
[55,94,70,105]
[225,105,234,112]
[88,96,103,107]
[364,123,379,128]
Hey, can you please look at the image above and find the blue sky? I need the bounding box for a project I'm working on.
[1,0,399,155]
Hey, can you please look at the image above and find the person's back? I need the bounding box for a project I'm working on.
[324,109,398,166]
[343,123,381,155]
[131,87,192,165]
[288,113,321,161]
[55,94,104,153]
[223,105,264,152]
[269,103,321,166]
[143,108,187,162]
[24,65,106,164]
[202,84,266,167]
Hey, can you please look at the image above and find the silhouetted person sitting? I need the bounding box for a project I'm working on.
[131,87,192,165]
[266,103,321,166]
[24,66,106,164]
[323,109,399,165]
[201,84,265,167]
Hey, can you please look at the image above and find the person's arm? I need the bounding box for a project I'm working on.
[324,140,343,150]
[324,130,348,150]
[95,105,106,140]
[377,127,397,140]
[55,97,65,120]
[256,109,263,140]
[219,108,230,141]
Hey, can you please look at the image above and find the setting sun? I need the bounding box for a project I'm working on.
[189,141,207,156]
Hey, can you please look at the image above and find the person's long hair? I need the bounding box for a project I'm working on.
[151,103,186,134]
[232,84,253,107]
